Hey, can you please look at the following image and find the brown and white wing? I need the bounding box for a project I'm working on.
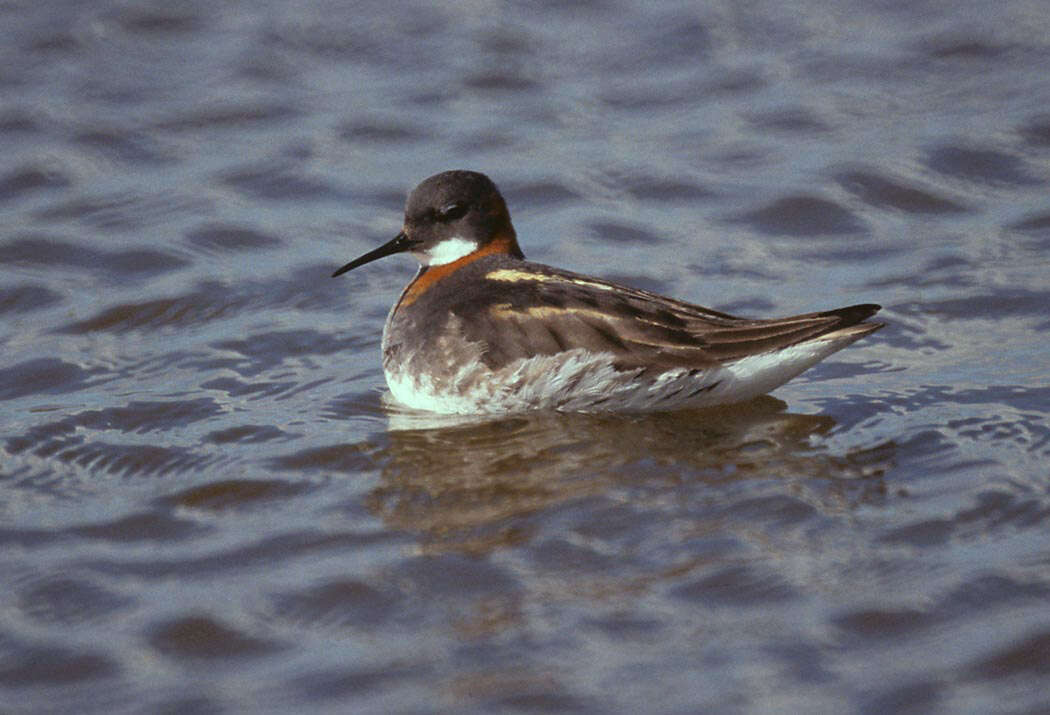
[459,263,882,370]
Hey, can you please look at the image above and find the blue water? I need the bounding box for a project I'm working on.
[2,1,1050,712]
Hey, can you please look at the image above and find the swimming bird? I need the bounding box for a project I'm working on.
[332,170,883,414]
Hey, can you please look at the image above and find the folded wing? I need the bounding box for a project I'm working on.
[461,264,882,370]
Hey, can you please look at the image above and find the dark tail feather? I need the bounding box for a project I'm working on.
[820,303,882,327]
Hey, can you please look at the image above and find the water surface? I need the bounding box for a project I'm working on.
[2,1,1050,712]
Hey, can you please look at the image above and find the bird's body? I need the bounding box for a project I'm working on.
[333,171,883,415]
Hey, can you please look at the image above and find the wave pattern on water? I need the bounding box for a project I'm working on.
[2,0,1050,712]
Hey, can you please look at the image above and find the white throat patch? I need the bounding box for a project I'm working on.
[416,236,478,266]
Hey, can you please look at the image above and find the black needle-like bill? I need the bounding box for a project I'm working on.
[331,232,417,277]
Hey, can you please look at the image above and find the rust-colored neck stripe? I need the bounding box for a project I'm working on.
[396,232,521,310]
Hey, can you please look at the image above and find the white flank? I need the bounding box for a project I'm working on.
[416,236,478,266]
[383,327,873,415]
[385,350,727,414]
[718,328,875,402]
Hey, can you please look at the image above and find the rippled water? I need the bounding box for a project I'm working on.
[3,0,1050,712]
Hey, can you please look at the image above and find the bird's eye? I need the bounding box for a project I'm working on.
[437,203,468,221]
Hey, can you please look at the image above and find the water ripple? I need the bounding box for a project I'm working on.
[835,169,968,214]
[0,283,63,315]
[0,163,71,201]
[159,478,313,511]
[0,644,118,686]
[733,195,868,236]
[0,234,189,278]
[925,144,1041,186]
[0,358,110,402]
[147,614,285,661]
[17,575,134,626]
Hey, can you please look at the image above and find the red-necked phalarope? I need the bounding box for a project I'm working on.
[332,170,883,414]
